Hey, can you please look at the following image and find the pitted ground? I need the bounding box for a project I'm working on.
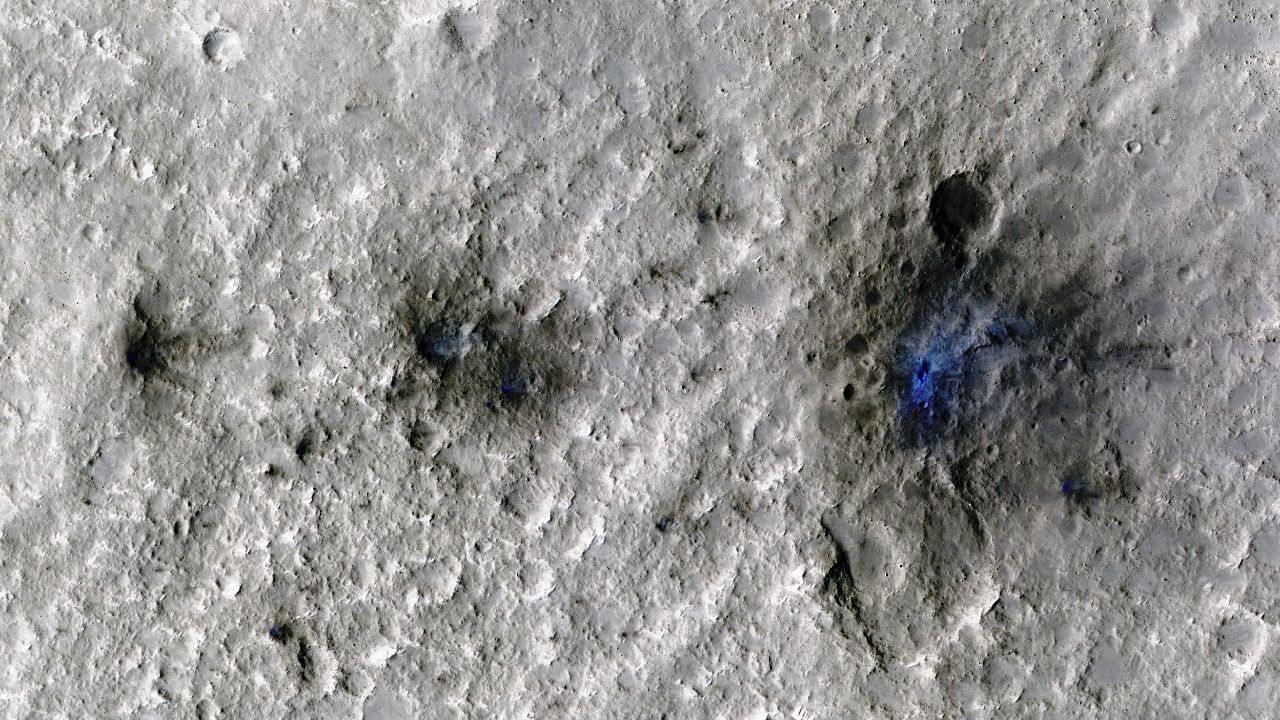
[2,2,1279,718]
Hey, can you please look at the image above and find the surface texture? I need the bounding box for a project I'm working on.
[2,1,1280,718]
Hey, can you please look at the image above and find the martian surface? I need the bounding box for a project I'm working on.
[3,1,1280,718]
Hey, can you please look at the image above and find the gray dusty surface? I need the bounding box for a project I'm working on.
[3,2,1280,718]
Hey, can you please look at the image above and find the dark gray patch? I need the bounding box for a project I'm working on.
[297,638,316,684]
[124,323,171,377]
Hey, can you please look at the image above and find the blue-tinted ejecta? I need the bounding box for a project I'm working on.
[898,333,963,446]
[894,307,1026,447]
[500,361,535,399]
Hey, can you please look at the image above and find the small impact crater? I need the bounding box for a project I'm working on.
[122,292,208,384]
[267,623,334,689]
[893,304,1030,448]
[125,323,172,377]
[1060,474,1101,504]
[294,427,327,462]
[928,172,995,269]
[202,27,245,67]
[416,321,482,368]
[268,623,293,644]
[499,354,539,400]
